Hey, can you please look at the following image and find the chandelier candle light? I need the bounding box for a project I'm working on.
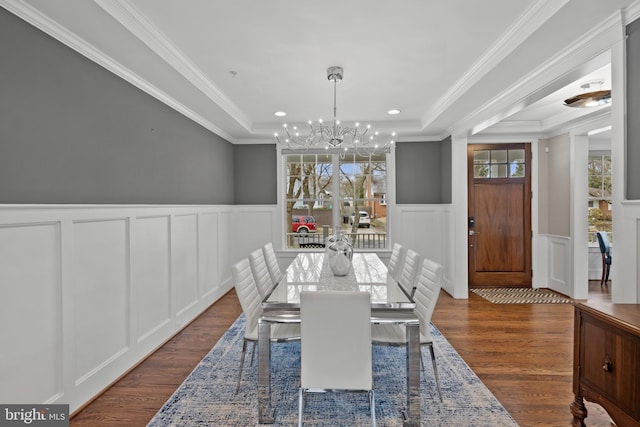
[274,66,395,152]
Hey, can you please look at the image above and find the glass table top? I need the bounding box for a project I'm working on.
[263,252,414,310]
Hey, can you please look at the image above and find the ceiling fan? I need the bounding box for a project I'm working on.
[563,81,611,108]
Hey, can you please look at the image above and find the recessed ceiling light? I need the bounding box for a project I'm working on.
[387,109,401,115]
[274,111,287,117]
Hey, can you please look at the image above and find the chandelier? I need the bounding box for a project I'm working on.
[274,66,395,152]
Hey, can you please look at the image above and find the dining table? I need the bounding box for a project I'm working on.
[258,251,422,426]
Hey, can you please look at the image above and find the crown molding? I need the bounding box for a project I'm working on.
[482,120,543,133]
[420,0,571,130]
[0,0,234,142]
[94,0,253,133]
[624,0,640,24]
[450,9,623,138]
[477,109,611,140]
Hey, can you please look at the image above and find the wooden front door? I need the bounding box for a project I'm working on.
[468,143,532,287]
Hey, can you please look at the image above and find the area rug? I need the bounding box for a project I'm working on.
[470,287,572,304]
[148,315,518,426]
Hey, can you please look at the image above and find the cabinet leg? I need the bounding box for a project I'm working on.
[570,395,587,427]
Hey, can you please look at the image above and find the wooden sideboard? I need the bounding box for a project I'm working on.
[571,301,640,427]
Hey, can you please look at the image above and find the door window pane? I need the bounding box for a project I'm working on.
[474,150,490,164]
[474,148,526,178]
[491,164,508,178]
[491,150,508,163]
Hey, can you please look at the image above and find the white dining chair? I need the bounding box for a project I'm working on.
[249,248,274,298]
[262,242,283,285]
[398,249,422,297]
[232,258,299,394]
[298,291,375,426]
[387,243,407,283]
[372,257,444,401]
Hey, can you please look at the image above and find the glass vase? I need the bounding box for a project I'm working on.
[326,232,353,276]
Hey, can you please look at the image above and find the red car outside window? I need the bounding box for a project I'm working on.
[292,216,317,233]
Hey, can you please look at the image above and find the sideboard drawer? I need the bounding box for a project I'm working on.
[579,312,640,418]
[572,302,640,427]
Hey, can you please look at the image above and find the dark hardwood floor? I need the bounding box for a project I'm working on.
[70,282,614,426]
[432,281,613,427]
[70,291,242,426]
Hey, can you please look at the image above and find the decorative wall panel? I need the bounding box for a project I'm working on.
[198,212,219,298]
[172,214,199,319]
[133,216,171,343]
[0,222,61,403]
[72,218,129,384]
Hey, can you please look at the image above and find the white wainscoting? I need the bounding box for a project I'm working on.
[0,205,235,413]
[617,201,640,303]
[588,245,605,281]
[538,234,572,296]
[392,205,453,296]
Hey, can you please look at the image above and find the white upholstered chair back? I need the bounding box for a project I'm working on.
[299,291,375,426]
[249,248,273,298]
[262,242,283,285]
[232,257,300,394]
[414,258,444,342]
[387,243,407,283]
[231,258,262,339]
[398,249,422,296]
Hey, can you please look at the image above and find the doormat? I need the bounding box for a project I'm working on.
[470,287,572,304]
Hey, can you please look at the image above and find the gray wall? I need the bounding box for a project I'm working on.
[0,7,234,204]
[440,137,452,204]
[396,139,451,204]
[539,133,571,237]
[627,18,640,199]
[234,144,277,204]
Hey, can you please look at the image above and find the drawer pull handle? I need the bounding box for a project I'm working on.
[602,358,613,372]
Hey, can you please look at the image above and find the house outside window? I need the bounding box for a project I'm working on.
[588,153,612,243]
[284,151,388,249]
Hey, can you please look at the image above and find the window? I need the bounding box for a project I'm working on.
[473,149,525,178]
[588,153,612,243]
[284,152,388,249]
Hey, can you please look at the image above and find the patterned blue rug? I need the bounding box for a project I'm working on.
[148,316,518,426]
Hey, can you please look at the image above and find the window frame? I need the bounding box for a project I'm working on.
[587,151,612,245]
[279,147,393,251]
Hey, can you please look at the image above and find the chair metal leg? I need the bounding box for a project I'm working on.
[604,263,611,285]
[235,339,248,395]
[600,254,606,286]
[369,390,376,427]
[298,388,304,427]
[249,340,256,365]
[428,343,443,402]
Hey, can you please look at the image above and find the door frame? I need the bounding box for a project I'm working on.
[467,142,533,288]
